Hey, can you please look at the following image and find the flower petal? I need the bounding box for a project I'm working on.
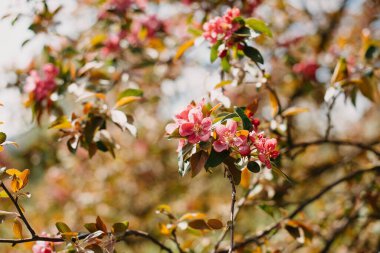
[179,122,194,136]
[213,140,228,152]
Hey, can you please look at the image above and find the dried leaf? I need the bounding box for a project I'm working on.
[13,219,23,239]
[282,107,309,117]
[174,38,195,61]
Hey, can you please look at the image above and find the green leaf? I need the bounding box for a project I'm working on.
[0,132,6,144]
[210,41,221,63]
[56,222,71,233]
[84,223,98,233]
[221,57,230,72]
[271,165,294,184]
[243,46,264,65]
[245,18,272,37]
[112,221,129,237]
[205,149,229,169]
[235,107,253,131]
[365,45,378,60]
[247,161,260,173]
[117,89,143,100]
[259,204,277,218]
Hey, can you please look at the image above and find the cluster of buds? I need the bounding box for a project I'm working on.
[166,100,279,171]
[24,63,59,103]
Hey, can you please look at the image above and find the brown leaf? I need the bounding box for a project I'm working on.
[207,219,224,229]
[190,151,208,178]
[13,219,23,239]
[188,219,210,230]
[269,92,279,117]
[96,216,108,233]
[282,107,309,117]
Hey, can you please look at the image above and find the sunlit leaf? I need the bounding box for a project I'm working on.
[174,38,195,61]
[282,107,309,117]
[117,89,143,100]
[180,213,207,221]
[268,92,279,117]
[0,132,6,144]
[49,116,71,130]
[245,18,273,37]
[13,219,23,239]
[330,58,348,85]
[214,80,232,89]
[114,96,141,108]
[240,168,251,189]
[56,222,72,233]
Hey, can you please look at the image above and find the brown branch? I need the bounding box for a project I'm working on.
[285,139,380,157]
[212,176,260,253]
[0,182,36,236]
[226,170,237,253]
[217,165,380,252]
[171,230,185,253]
[122,229,173,253]
[324,92,340,140]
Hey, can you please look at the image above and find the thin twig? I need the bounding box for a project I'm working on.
[324,92,340,140]
[212,176,260,253]
[122,229,173,253]
[217,165,380,252]
[171,230,185,253]
[0,182,36,236]
[226,170,237,253]
[284,139,380,157]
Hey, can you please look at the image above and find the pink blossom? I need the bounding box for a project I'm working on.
[213,119,248,154]
[178,107,212,144]
[293,60,319,81]
[254,137,279,168]
[25,64,59,102]
[203,7,241,45]
[102,34,121,56]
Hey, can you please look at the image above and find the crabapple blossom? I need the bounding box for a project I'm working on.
[213,119,249,155]
[254,137,279,168]
[32,235,55,253]
[202,7,241,45]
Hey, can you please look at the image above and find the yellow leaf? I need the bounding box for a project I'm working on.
[269,92,279,117]
[0,146,3,152]
[49,116,72,130]
[91,34,106,47]
[6,168,22,177]
[236,130,249,137]
[174,38,195,61]
[240,168,251,189]
[95,93,106,100]
[331,58,348,85]
[179,212,207,221]
[282,107,309,117]
[13,219,23,239]
[114,96,141,108]
[214,80,232,89]
[159,223,173,235]
[19,169,30,190]
[209,103,222,114]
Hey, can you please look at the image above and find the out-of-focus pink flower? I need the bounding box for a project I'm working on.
[128,15,162,45]
[32,234,55,253]
[293,60,319,81]
[203,7,241,45]
[102,34,121,56]
[254,137,279,168]
[25,64,59,102]
[213,119,248,154]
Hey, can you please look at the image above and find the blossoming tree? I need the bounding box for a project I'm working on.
[0,0,379,253]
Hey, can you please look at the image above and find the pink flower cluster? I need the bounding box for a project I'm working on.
[203,7,241,45]
[166,100,212,145]
[25,63,59,102]
[166,101,280,168]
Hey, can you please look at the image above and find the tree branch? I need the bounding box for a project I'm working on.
[217,165,380,252]
[122,229,173,253]
[226,170,237,253]
[284,139,380,157]
[0,182,36,237]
